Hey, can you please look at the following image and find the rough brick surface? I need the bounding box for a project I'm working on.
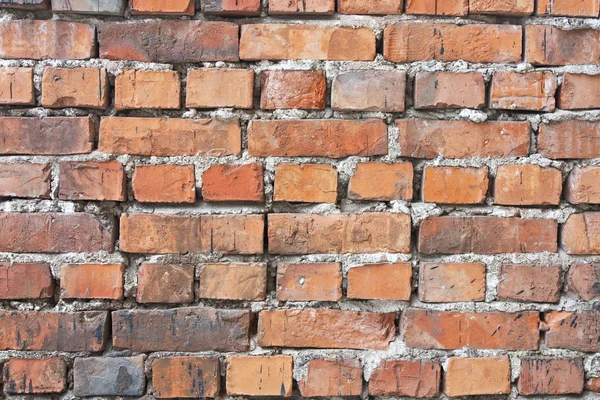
[422,166,488,204]
[545,312,600,352]
[261,70,326,110]
[136,264,195,304]
[405,0,467,15]
[73,357,145,397]
[526,26,600,65]
[299,359,362,397]
[494,164,563,206]
[186,68,254,109]
[4,358,67,394]
[0,163,51,199]
[199,263,267,301]
[470,0,534,15]
[276,263,342,301]
[518,358,584,395]
[539,121,600,159]
[60,264,124,300]
[347,263,412,301]
[0,67,34,105]
[348,162,413,201]
[202,163,264,202]
[130,0,195,14]
[537,0,599,16]
[51,0,125,14]
[201,0,261,15]
[332,70,406,112]
[414,72,485,109]
[369,360,441,397]
[152,357,220,398]
[562,213,600,254]
[559,73,600,109]
[269,0,334,14]
[132,164,195,203]
[445,357,511,396]
[567,263,600,301]
[490,71,557,111]
[226,356,293,397]
[115,70,180,110]
[0,0,47,9]
[339,0,404,14]
[58,161,125,201]
[498,264,562,303]
[0,263,54,300]
[418,263,486,302]
[274,164,338,203]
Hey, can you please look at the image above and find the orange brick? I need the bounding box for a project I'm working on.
[539,121,600,159]
[537,0,599,16]
[136,264,195,304]
[490,71,557,111]
[0,263,54,300]
[445,357,511,396]
[494,164,563,206]
[0,67,34,105]
[299,359,362,397]
[369,360,441,397]
[559,73,600,110]
[269,0,334,14]
[347,263,412,301]
[418,263,486,302]
[545,311,600,352]
[226,356,293,397]
[198,263,267,301]
[115,70,181,110]
[332,70,406,112]
[0,163,51,199]
[348,162,413,201]
[152,357,220,399]
[261,70,326,110]
[276,263,342,301]
[414,72,485,109]
[498,264,561,303]
[470,0,534,15]
[562,213,600,255]
[186,69,254,109]
[587,377,600,392]
[405,0,467,15]
[202,163,264,202]
[273,164,338,203]
[60,264,124,300]
[4,358,67,394]
[132,165,196,203]
[41,67,109,109]
[526,25,600,65]
[58,161,126,201]
[519,358,584,395]
[129,0,195,14]
[339,0,403,14]
[201,0,261,15]
[568,263,600,301]
[422,166,488,204]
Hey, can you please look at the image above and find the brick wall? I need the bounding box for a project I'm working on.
[0,0,599,398]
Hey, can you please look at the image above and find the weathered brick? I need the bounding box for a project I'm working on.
[41,67,109,109]
[498,264,562,303]
[273,164,338,203]
[0,212,114,253]
[120,214,264,254]
[559,73,600,110]
[422,166,488,204]
[201,0,261,15]
[347,263,412,301]
[562,213,600,254]
[112,308,252,352]
[202,163,264,202]
[260,70,326,110]
[3,358,67,394]
[58,161,125,201]
[470,0,534,15]
[526,26,600,65]
[369,360,441,398]
[115,70,180,110]
[567,264,600,301]
[402,309,540,350]
[384,23,522,63]
[348,162,413,201]
[0,67,34,105]
[397,120,530,159]
[418,263,486,303]
[269,213,411,254]
[248,119,387,158]
[537,0,599,16]
[137,264,195,304]
[299,359,362,397]
[0,0,47,9]
[414,72,485,109]
[0,20,95,60]
[199,263,267,301]
[539,121,600,159]
[494,164,563,206]
[445,357,511,396]
[490,71,557,111]
[129,0,195,14]
[98,21,239,62]
[240,24,376,61]
[0,263,54,300]
[0,311,108,351]
[404,0,467,15]
[227,356,293,397]
[339,0,403,14]
[258,309,396,350]
[132,165,195,203]
[276,263,342,301]
[0,163,51,199]
[0,117,94,155]
[99,117,241,157]
[51,0,124,14]
[586,377,600,392]
[152,357,220,399]
[419,217,557,254]
[518,358,584,395]
[269,0,334,14]
[60,264,124,300]
[332,70,406,112]
[186,68,254,109]
[545,312,600,352]
[73,357,145,397]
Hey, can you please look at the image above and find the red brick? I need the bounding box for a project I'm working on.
[559,73,600,110]
[201,0,261,15]
[0,20,94,60]
[562,213,600,254]
[0,117,94,155]
[567,263,600,301]
[0,67,34,105]
[202,163,264,202]
[269,0,334,14]
[115,70,180,110]
[537,0,599,16]
[59,161,126,201]
[491,71,557,111]
[269,213,411,254]
[276,263,342,301]
[42,67,109,109]
[112,308,251,352]
[130,0,195,14]
[0,212,114,253]
[470,0,534,15]
[260,70,326,110]
[60,264,124,300]
[369,360,441,398]
[274,164,338,203]
[422,166,488,204]
[199,263,267,301]
[240,24,376,61]
[586,377,600,392]
[299,359,362,397]
[0,311,108,351]
[132,165,195,203]
[526,25,600,65]
[539,121,600,159]
[3,358,67,394]
[137,264,195,304]
[418,263,486,302]
[120,214,264,254]
[98,21,239,62]
[397,119,530,159]
[332,70,406,112]
[186,69,254,109]
[545,311,600,352]
[339,0,403,14]
[0,163,51,199]
[99,117,241,157]
[227,356,292,397]
[404,0,467,15]
[402,309,540,350]
[384,23,522,63]
[518,358,584,395]
[494,164,563,206]
[498,264,562,303]
[419,216,557,254]
[0,0,47,9]
[348,162,413,201]
[0,263,54,300]
[152,357,220,399]
[347,263,412,301]
[445,357,511,396]
[248,119,387,158]
[414,72,485,109]
[258,309,396,350]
